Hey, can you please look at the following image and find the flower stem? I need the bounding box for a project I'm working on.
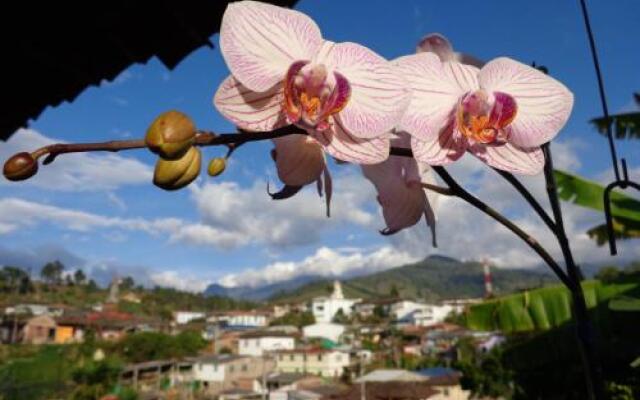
[431,165,574,289]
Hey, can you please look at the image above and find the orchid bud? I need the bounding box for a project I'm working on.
[207,157,226,177]
[3,152,38,181]
[153,146,201,191]
[146,110,196,160]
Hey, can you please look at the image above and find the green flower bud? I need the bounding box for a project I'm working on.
[146,110,196,160]
[207,157,226,177]
[3,152,38,181]
[153,147,201,191]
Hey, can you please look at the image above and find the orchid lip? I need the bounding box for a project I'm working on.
[456,89,517,144]
[283,60,351,132]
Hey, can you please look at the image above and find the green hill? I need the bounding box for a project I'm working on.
[269,256,556,303]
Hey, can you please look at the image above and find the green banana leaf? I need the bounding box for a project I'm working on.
[466,280,638,333]
[553,169,640,222]
[590,92,640,139]
[554,169,640,244]
[591,112,640,139]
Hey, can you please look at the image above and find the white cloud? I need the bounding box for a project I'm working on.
[150,270,212,293]
[218,245,418,288]
[188,173,375,248]
[1,129,153,191]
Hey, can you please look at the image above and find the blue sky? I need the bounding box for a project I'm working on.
[1,0,639,291]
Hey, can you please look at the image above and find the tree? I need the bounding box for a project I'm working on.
[332,308,350,324]
[0,266,32,294]
[595,266,621,283]
[86,279,99,292]
[41,260,64,285]
[74,269,87,285]
[389,284,400,297]
[121,276,135,291]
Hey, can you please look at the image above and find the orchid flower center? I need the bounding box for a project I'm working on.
[456,90,517,144]
[283,61,351,132]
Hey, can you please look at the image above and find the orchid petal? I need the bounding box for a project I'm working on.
[469,142,545,175]
[313,119,390,164]
[479,58,574,147]
[363,161,426,234]
[214,75,286,131]
[272,135,325,186]
[395,53,480,141]
[220,1,323,92]
[409,121,467,165]
[316,41,410,139]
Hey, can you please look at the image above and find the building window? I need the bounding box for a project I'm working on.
[241,364,248,372]
[279,355,284,361]
[290,355,294,361]
[229,366,235,373]
[317,355,322,361]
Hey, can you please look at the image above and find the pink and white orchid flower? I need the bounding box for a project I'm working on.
[214,0,410,165]
[395,52,574,175]
[362,132,438,245]
[417,33,484,68]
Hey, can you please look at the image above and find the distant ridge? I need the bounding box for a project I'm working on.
[203,254,556,303]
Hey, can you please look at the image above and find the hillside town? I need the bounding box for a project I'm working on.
[1,274,503,400]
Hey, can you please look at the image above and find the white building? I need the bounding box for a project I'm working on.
[275,348,351,378]
[238,331,296,356]
[302,323,345,343]
[391,301,457,327]
[311,281,359,323]
[173,311,206,325]
[208,310,271,328]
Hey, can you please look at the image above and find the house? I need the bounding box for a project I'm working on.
[311,281,359,323]
[327,382,438,400]
[0,314,58,344]
[274,348,351,378]
[266,372,324,400]
[238,331,296,356]
[17,315,57,344]
[173,311,206,325]
[416,367,471,400]
[209,310,271,328]
[349,368,469,400]
[190,354,275,394]
[302,322,345,343]
[120,359,194,393]
[391,301,458,327]
[55,307,161,342]
[4,303,66,317]
[353,298,399,318]
[355,369,427,383]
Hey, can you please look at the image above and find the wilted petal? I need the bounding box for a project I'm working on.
[469,142,545,175]
[479,58,574,147]
[220,1,323,92]
[313,119,390,164]
[417,33,484,68]
[409,121,467,165]
[416,33,455,60]
[214,75,287,131]
[323,165,332,217]
[316,42,410,139]
[363,161,427,235]
[272,135,325,186]
[395,53,480,141]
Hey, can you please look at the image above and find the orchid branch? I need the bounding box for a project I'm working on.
[430,165,574,289]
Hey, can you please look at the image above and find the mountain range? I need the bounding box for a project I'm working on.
[204,255,558,302]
